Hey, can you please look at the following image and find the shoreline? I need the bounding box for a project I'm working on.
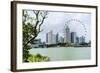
[32,46,91,49]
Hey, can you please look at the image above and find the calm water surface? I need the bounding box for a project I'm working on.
[29,47,91,61]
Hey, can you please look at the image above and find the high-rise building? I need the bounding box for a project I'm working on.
[52,34,57,44]
[59,36,64,43]
[64,25,71,43]
[46,31,59,44]
[82,36,85,43]
[56,33,59,44]
[79,36,85,43]
[76,36,79,43]
[46,31,53,44]
[46,33,48,43]
[71,32,76,43]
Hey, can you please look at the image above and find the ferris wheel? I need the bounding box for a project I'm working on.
[65,18,87,37]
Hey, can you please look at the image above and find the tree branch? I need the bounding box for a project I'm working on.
[38,17,45,32]
[23,11,48,49]
[33,10,40,29]
[23,32,39,49]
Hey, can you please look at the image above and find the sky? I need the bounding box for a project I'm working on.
[25,10,91,43]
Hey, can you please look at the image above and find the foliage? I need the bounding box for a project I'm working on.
[28,54,49,62]
[22,10,48,62]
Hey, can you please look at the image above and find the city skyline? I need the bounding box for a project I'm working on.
[35,11,91,43]
[42,27,86,44]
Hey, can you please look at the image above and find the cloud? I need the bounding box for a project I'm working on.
[36,11,91,42]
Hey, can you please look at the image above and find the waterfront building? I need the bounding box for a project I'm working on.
[59,36,64,43]
[56,33,59,44]
[46,33,48,43]
[82,36,85,43]
[71,32,76,43]
[76,36,79,43]
[52,34,57,44]
[79,36,85,43]
[64,25,71,43]
[46,31,53,44]
[31,39,41,48]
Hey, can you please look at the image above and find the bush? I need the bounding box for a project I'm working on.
[28,54,49,62]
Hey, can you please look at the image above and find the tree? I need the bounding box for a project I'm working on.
[23,10,48,62]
